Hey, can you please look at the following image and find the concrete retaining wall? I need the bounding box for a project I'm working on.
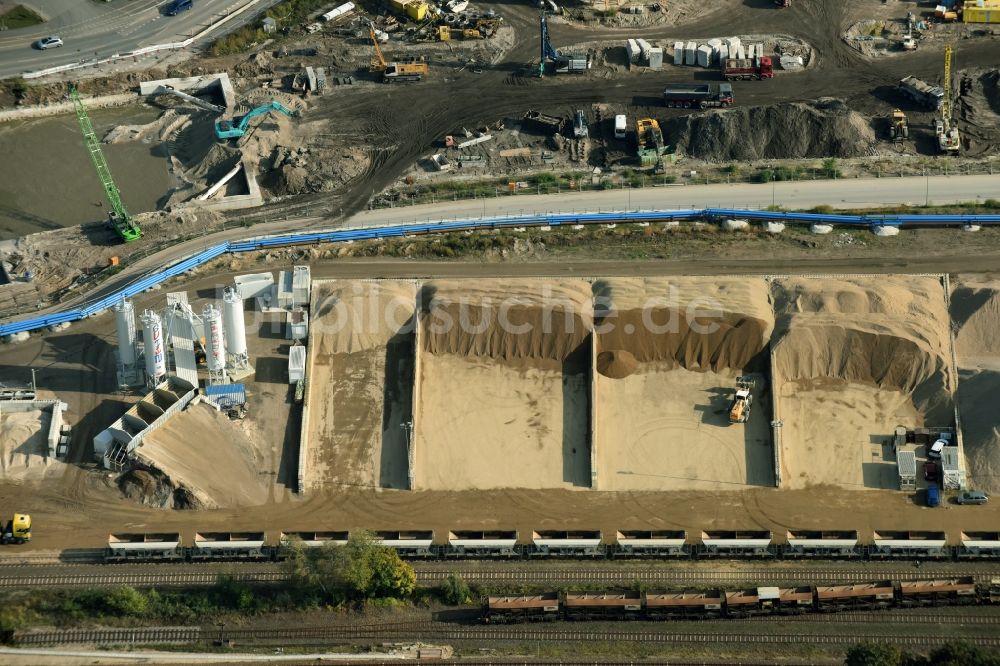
[589,332,599,490]
[0,93,137,124]
[769,345,782,488]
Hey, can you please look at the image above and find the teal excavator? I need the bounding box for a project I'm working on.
[215,101,296,140]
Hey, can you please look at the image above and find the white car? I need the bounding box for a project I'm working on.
[927,438,947,459]
[34,36,64,50]
[445,0,468,12]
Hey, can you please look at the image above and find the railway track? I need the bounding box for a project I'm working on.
[16,619,1000,648]
[2,565,999,589]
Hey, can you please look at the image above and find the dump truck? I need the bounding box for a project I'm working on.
[523,110,564,135]
[898,75,943,111]
[721,56,773,81]
[1,514,31,544]
[663,83,734,109]
[728,377,755,424]
[888,109,909,141]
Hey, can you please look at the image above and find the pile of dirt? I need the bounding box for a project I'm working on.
[957,69,1000,157]
[117,467,204,510]
[594,277,774,372]
[0,410,51,480]
[596,349,637,379]
[663,99,876,161]
[420,279,594,363]
[772,277,954,423]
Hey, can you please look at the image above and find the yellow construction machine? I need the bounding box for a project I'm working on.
[936,45,960,154]
[1,513,31,544]
[368,20,428,82]
[728,377,755,424]
[889,109,909,142]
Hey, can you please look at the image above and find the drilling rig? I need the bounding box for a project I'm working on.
[936,45,960,154]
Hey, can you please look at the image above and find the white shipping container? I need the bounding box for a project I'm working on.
[684,41,697,65]
[735,44,746,60]
[321,1,355,21]
[756,43,764,59]
[724,36,741,56]
[707,37,723,50]
[718,44,729,62]
[673,41,685,65]
[747,44,755,59]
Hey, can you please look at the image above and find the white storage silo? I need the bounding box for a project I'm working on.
[141,310,166,386]
[222,287,248,368]
[203,304,226,373]
[115,300,137,368]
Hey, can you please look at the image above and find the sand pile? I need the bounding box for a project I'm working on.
[594,277,774,372]
[312,280,418,355]
[0,410,51,480]
[772,277,953,423]
[420,279,594,363]
[956,369,1000,493]
[952,278,1000,363]
[663,99,876,160]
[135,402,268,509]
[597,350,637,379]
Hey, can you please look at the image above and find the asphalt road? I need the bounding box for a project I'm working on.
[0,0,267,79]
[345,174,1000,228]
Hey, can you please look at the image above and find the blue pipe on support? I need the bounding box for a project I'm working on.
[3,206,1000,336]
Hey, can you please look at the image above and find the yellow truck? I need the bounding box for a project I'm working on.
[2,514,31,544]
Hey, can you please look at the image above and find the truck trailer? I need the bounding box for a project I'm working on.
[721,56,773,81]
[663,83,734,109]
[898,76,944,111]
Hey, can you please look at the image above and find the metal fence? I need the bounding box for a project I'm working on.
[4,207,1000,337]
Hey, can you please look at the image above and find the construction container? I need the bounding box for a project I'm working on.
[684,41,697,65]
[321,1,355,21]
[673,41,684,65]
[965,5,1000,23]
[648,47,663,69]
[626,39,641,63]
[897,450,916,490]
[406,2,427,20]
[724,36,741,56]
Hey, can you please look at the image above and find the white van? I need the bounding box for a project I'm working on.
[614,114,627,139]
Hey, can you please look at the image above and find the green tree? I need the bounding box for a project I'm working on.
[439,573,472,605]
[367,548,416,598]
[104,586,149,617]
[845,642,903,666]
[822,157,841,178]
[927,641,1000,666]
[285,531,416,600]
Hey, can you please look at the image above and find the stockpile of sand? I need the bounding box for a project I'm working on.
[772,277,953,422]
[951,276,1000,492]
[305,280,417,491]
[420,279,594,363]
[594,277,774,372]
[0,410,51,481]
[137,402,269,509]
[596,350,638,379]
[663,99,876,160]
[313,280,418,354]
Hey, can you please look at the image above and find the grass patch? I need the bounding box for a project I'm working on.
[0,5,45,30]
[209,0,334,55]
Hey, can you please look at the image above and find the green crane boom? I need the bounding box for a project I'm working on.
[69,86,141,243]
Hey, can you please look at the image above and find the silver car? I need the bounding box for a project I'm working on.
[34,36,64,50]
[957,491,989,505]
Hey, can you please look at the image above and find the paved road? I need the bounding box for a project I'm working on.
[346,174,1000,228]
[0,0,267,79]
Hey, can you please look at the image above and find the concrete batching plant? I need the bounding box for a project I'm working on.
[222,287,249,373]
[141,310,166,387]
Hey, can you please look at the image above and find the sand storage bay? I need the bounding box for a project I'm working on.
[772,277,955,490]
[593,277,775,491]
[952,276,1000,492]
[414,279,593,490]
[305,280,417,491]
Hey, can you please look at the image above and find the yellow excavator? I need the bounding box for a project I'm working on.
[889,109,909,142]
[1,513,31,544]
[728,377,755,424]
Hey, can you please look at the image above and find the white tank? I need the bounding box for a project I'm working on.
[222,287,247,361]
[115,300,137,367]
[203,304,226,372]
[141,310,166,383]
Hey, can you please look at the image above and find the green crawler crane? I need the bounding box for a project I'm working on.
[69,86,141,243]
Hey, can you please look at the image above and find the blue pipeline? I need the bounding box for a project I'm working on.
[3,207,1000,336]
